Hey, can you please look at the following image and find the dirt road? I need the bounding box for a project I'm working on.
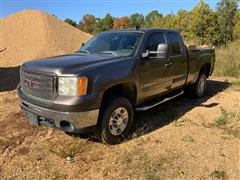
[0,77,239,179]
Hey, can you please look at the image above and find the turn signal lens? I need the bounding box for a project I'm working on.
[77,77,88,96]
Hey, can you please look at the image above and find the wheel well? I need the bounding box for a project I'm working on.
[101,83,137,108]
[200,63,211,78]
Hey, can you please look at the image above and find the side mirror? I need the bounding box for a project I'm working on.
[141,44,169,59]
[141,50,149,58]
[156,44,169,59]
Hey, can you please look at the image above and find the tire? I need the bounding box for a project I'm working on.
[185,73,207,98]
[97,96,134,144]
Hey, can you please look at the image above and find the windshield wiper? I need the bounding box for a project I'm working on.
[99,51,118,57]
[76,50,90,54]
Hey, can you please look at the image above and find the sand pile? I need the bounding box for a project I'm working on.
[0,10,92,67]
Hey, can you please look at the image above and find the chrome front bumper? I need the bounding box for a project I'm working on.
[20,99,99,133]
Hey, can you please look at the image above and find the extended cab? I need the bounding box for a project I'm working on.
[18,29,215,144]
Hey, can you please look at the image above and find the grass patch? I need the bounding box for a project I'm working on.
[205,106,240,138]
[182,135,195,143]
[47,137,91,159]
[52,170,66,180]
[213,107,231,127]
[209,170,227,179]
[115,143,178,179]
[231,80,240,89]
[214,41,240,78]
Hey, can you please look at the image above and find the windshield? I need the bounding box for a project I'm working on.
[77,32,143,57]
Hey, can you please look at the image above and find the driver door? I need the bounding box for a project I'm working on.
[138,32,172,100]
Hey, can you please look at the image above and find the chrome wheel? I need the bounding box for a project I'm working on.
[109,107,129,136]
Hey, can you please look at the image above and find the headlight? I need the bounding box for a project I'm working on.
[58,77,88,96]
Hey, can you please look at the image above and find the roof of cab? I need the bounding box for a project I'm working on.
[103,28,179,34]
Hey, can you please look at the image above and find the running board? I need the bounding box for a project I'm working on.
[136,90,184,111]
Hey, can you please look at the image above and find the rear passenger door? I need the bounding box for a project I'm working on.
[166,32,188,89]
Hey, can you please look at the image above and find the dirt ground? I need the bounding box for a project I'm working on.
[0,77,239,179]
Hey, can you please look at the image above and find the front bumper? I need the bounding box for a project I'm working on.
[20,99,99,133]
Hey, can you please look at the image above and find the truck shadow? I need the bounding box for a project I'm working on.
[0,66,20,92]
[130,80,231,139]
[76,79,231,143]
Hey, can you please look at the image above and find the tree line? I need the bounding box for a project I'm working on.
[64,0,240,46]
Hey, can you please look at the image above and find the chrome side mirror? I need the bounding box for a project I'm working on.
[141,50,149,58]
[156,44,169,59]
[142,44,169,59]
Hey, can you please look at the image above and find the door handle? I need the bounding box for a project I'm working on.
[164,62,172,67]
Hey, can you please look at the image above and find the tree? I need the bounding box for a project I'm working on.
[156,12,176,29]
[64,18,77,27]
[113,16,129,29]
[174,10,189,36]
[233,10,240,40]
[216,0,238,45]
[101,13,113,31]
[145,10,163,27]
[129,13,144,28]
[92,18,104,34]
[188,0,218,44]
[78,14,96,34]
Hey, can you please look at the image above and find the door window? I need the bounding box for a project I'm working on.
[167,32,182,56]
[145,33,166,51]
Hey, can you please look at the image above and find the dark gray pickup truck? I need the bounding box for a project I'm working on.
[18,29,215,144]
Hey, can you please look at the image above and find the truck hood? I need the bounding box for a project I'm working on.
[22,53,123,75]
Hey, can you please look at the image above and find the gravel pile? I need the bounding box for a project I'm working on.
[0,10,92,67]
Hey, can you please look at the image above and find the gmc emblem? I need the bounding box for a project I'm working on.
[24,79,39,88]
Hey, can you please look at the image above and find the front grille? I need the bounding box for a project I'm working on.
[21,69,57,100]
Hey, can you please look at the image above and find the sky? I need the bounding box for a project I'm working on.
[2,0,220,22]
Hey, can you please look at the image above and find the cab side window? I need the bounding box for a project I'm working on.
[145,33,166,51]
[167,32,182,56]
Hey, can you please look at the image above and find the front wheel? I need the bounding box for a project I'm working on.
[97,96,134,144]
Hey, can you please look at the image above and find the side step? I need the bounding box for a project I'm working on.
[136,90,184,111]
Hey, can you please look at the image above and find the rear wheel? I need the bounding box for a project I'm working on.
[97,96,134,144]
[185,73,207,98]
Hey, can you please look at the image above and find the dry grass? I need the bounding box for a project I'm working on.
[1,79,240,179]
[214,41,240,78]
[203,106,240,139]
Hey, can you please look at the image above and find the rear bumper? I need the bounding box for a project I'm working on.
[20,99,99,133]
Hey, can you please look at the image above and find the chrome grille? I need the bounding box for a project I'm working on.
[21,69,57,100]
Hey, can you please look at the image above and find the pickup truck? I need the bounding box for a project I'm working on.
[18,29,215,144]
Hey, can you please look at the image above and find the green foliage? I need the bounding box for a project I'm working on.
[233,10,240,40]
[174,10,190,36]
[72,0,239,46]
[101,13,113,31]
[187,1,219,44]
[216,0,238,45]
[64,18,77,27]
[144,10,163,27]
[129,13,145,28]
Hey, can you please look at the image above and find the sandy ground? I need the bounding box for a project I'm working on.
[0,77,239,179]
